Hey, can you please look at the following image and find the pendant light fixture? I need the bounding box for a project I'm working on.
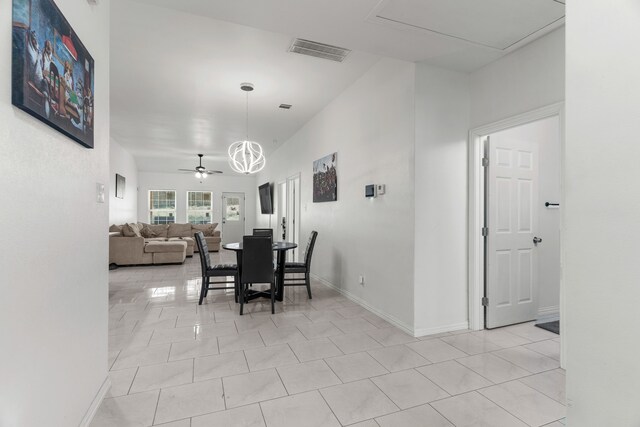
[228,82,266,174]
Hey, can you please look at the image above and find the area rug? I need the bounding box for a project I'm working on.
[535,320,559,334]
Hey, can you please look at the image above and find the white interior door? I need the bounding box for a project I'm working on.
[277,181,286,241]
[486,135,540,328]
[286,174,301,261]
[221,192,245,244]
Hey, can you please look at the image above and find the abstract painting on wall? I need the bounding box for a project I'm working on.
[12,0,95,148]
[313,152,337,202]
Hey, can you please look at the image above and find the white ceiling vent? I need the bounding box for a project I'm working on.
[288,38,351,62]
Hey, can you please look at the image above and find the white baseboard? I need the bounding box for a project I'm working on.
[79,376,111,427]
[537,305,560,323]
[413,322,470,338]
[311,274,415,336]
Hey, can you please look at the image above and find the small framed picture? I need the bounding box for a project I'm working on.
[115,174,125,199]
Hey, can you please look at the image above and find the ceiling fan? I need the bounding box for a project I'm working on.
[178,154,223,178]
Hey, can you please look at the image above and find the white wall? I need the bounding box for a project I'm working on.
[109,138,138,224]
[470,27,565,128]
[256,58,417,331]
[0,1,110,426]
[492,117,561,316]
[137,172,256,233]
[565,1,640,425]
[413,64,471,335]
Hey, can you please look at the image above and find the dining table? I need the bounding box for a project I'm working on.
[222,241,297,302]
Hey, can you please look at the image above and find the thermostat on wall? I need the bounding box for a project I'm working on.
[377,184,386,195]
[365,184,376,198]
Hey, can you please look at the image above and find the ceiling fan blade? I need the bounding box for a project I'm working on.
[177,169,195,172]
[205,170,223,174]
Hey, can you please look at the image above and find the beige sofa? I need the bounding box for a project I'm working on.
[109,222,221,266]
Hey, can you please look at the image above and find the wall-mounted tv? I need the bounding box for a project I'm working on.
[258,182,273,214]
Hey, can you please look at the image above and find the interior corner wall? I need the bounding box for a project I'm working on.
[137,172,256,232]
[470,27,565,128]
[0,1,110,426]
[255,58,416,331]
[413,64,471,335]
[565,1,640,425]
[109,139,138,224]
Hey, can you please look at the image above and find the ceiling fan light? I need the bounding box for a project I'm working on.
[202,172,208,178]
[195,172,202,179]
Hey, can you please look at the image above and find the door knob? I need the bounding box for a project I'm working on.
[533,237,542,245]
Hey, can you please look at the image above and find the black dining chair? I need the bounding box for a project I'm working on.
[282,231,318,299]
[253,228,273,238]
[194,232,239,305]
[240,235,276,315]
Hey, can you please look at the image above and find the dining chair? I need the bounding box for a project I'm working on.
[194,232,239,305]
[282,231,318,299]
[240,235,276,315]
[252,228,273,238]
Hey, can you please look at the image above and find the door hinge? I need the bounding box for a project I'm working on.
[482,297,489,307]
[482,227,488,237]
[482,157,489,167]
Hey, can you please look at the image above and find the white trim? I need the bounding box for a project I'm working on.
[78,376,111,427]
[537,305,560,323]
[414,322,470,338]
[310,273,415,336]
[468,102,565,332]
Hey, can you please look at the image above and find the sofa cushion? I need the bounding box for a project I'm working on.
[144,240,187,253]
[168,223,192,238]
[191,223,217,237]
[109,224,123,235]
[140,225,158,238]
[148,224,168,238]
[144,238,167,242]
[123,223,142,237]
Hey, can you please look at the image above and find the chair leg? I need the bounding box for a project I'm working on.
[199,275,207,305]
[271,282,276,313]
[234,275,239,304]
[239,283,245,315]
[204,277,209,297]
[306,272,312,299]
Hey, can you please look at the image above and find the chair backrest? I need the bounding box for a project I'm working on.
[241,235,274,284]
[194,231,211,272]
[304,231,318,268]
[253,228,273,238]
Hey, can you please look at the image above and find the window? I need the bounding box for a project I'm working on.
[149,190,176,224]
[187,191,213,224]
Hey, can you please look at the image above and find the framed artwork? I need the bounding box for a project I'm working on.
[115,174,125,199]
[12,0,95,148]
[313,152,337,202]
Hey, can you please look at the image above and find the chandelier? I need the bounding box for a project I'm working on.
[228,83,266,174]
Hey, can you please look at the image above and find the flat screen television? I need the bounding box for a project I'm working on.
[258,182,273,214]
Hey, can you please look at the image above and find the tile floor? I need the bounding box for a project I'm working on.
[93,252,566,427]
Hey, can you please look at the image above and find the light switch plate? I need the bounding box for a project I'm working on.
[96,183,105,203]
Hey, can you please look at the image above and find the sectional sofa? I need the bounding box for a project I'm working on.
[109,222,221,266]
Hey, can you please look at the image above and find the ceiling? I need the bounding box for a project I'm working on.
[111,0,564,175]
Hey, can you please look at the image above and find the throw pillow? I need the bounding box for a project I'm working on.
[192,223,215,237]
[140,226,157,238]
[123,223,142,238]
[109,224,123,235]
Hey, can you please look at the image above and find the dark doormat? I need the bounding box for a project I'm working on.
[535,320,559,334]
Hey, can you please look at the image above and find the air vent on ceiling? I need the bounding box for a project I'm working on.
[279,104,292,110]
[288,38,351,62]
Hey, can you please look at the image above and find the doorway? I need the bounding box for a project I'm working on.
[468,103,564,333]
[221,192,245,244]
[286,174,301,261]
[276,174,301,261]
